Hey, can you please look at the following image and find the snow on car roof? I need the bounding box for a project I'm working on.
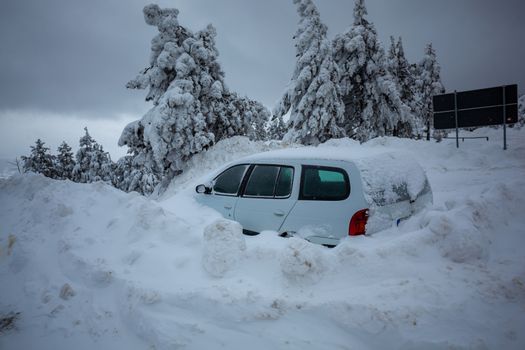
[238,144,385,163]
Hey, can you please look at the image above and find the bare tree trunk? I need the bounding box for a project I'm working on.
[8,158,22,174]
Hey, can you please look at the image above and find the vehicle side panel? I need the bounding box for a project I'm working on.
[233,165,299,233]
[279,160,368,243]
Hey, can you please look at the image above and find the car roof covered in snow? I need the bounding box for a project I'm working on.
[237,146,429,204]
[237,145,383,163]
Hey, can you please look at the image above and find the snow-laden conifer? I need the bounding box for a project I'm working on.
[274,0,345,145]
[120,5,270,184]
[333,0,411,142]
[387,36,418,137]
[113,156,158,195]
[55,141,76,180]
[415,43,445,140]
[267,114,287,140]
[21,139,56,178]
[72,128,113,184]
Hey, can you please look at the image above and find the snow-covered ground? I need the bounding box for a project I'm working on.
[1,128,525,349]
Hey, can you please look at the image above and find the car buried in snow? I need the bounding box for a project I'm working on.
[194,147,433,246]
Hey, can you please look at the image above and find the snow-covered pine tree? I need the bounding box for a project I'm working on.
[113,156,158,195]
[91,143,114,183]
[415,43,445,140]
[333,0,411,142]
[120,5,270,185]
[267,114,287,140]
[212,91,270,142]
[21,139,56,178]
[72,128,113,183]
[243,96,271,141]
[387,36,418,137]
[55,141,76,180]
[274,0,345,145]
[113,156,132,191]
[72,128,94,183]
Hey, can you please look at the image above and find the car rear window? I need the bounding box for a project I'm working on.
[300,166,350,201]
[213,164,249,195]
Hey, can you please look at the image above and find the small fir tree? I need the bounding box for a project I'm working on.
[72,127,95,183]
[55,141,76,180]
[415,43,445,140]
[21,139,56,178]
[72,128,113,183]
[387,36,417,137]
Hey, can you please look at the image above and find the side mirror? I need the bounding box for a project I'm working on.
[195,184,212,194]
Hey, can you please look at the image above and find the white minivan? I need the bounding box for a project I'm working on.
[195,147,432,246]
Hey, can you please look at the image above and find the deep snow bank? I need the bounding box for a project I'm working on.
[1,127,525,349]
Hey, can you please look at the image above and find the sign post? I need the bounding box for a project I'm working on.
[502,86,507,150]
[454,90,459,148]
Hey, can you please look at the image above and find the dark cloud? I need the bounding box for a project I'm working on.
[0,0,523,118]
[0,0,153,116]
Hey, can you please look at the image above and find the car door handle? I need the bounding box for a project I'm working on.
[273,210,285,217]
[224,205,232,210]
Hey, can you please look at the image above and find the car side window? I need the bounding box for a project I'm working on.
[275,166,294,197]
[244,165,280,197]
[243,165,294,198]
[213,164,249,195]
[300,166,350,201]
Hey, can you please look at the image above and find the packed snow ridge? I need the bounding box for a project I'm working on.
[1,127,525,349]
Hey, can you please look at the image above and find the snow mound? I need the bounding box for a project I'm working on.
[428,208,489,263]
[202,219,246,277]
[280,238,326,283]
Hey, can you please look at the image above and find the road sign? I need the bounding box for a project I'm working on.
[433,84,518,149]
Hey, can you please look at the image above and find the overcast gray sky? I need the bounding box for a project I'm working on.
[0,0,523,159]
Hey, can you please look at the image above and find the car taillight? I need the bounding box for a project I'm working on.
[349,209,368,236]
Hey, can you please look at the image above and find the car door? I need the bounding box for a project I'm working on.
[280,163,363,244]
[234,164,297,234]
[199,164,250,219]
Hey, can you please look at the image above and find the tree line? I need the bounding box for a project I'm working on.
[21,128,157,195]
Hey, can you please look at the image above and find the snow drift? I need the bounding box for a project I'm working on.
[1,127,525,349]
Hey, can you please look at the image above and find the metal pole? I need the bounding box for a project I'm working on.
[503,86,507,150]
[454,90,459,148]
